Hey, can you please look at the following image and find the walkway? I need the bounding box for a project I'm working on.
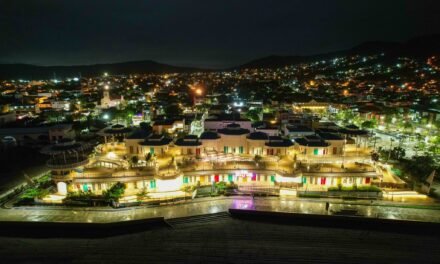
[1,196,440,223]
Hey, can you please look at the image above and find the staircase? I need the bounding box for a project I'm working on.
[165,212,231,228]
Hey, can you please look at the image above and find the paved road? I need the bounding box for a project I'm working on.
[1,196,440,223]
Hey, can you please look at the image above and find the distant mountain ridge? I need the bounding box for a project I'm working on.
[236,34,440,69]
[0,60,202,80]
[0,34,439,79]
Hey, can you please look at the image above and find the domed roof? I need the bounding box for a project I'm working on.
[247,131,269,140]
[41,138,91,154]
[200,131,220,140]
[218,123,250,135]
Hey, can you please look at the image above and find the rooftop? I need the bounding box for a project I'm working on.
[286,125,314,132]
[265,136,294,147]
[218,124,250,135]
[175,135,202,146]
[127,129,151,140]
[200,131,220,140]
[140,135,172,146]
[317,132,343,141]
[247,131,269,140]
[295,136,330,147]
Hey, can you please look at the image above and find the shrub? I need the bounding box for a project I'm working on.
[136,189,148,200]
[181,185,196,193]
[66,190,96,200]
[20,188,50,199]
[226,182,238,190]
[103,182,126,202]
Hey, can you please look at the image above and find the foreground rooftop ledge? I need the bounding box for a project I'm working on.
[0,209,439,238]
[0,217,166,238]
[228,208,440,234]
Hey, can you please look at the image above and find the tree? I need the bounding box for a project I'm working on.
[84,102,96,111]
[390,147,405,160]
[131,155,139,166]
[164,103,182,118]
[246,109,261,122]
[361,120,377,130]
[371,152,379,162]
[103,182,126,202]
[400,156,438,183]
[429,136,440,155]
[335,109,356,125]
[139,122,152,131]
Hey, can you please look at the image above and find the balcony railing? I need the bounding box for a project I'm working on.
[46,157,89,169]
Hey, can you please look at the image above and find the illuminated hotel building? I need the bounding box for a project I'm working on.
[42,123,377,196]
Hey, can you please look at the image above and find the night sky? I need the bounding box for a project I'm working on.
[1,0,440,68]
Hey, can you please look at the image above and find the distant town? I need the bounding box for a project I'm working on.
[0,46,438,210]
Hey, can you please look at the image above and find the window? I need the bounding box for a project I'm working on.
[150,180,156,189]
[224,146,228,153]
[228,174,233,182]
[239,146,244,154]
[314,148,319,155]
[150,147,154,155]
[183,176,189,184]
[270,175,276,182]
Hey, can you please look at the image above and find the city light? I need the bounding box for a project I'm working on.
[1,2,439,262]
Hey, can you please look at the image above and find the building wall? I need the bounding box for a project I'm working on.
[178,146,201,156]
[247,139,266,155]
[200,139,220,153]
[125,139,144,156]
[140,145,168,156]
[303,176,372,187]
[265,146,291,156]
[295,145,328,156]
[326,140,344,155]
[219,134,248,154]
[48,125,74,143]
